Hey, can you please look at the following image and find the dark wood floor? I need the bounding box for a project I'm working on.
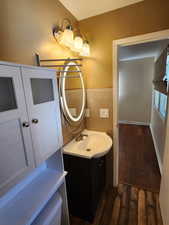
[119,124,161,192]
[70,183,163,225]
[70,124,163,225]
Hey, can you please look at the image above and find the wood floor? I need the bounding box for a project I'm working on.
[70,183,163,225]
[70,124,163,225]
[119,124,161,192]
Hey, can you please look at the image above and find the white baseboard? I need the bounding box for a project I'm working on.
[150,124,163,175]
[119,120,150,126]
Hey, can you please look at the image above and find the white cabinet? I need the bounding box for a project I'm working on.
[0,65,34,196]
[32,192,62,225]
[21,67,62,165]
[0,63,63,196]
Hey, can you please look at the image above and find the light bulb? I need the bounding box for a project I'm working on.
[80,42,90,56]
[59,27,74,48]
[74,36,83,51]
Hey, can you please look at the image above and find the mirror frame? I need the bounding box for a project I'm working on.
[59,61,86,124]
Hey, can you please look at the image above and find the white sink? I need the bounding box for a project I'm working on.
[63,129,113,159]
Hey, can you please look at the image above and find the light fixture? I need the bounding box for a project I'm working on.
[60,25,74,48]
[53,18,90,56]
[53,19,74,48]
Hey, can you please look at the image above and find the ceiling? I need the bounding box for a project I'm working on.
[119,40,169,62]
[59,0,144,20]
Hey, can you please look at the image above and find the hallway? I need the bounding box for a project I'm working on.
[119,124,161,192]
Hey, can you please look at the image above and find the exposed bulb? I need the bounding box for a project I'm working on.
[80,42,90,56]
[74,36,83,51]
[59,27,74,48]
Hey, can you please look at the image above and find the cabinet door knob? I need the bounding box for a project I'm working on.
[22,122,30,127]
[32,119,39,124]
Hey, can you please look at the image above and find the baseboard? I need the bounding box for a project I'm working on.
[119,120,150,126]
[150,124,163,175]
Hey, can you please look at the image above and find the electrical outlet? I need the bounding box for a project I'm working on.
[99,108,109,118]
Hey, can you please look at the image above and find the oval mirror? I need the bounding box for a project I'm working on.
[60,61,85,123]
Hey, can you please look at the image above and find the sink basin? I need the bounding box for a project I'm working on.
[63,129,113,159]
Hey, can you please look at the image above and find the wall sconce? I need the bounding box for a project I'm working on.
[53,18,90,56]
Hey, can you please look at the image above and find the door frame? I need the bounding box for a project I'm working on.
[112,29,169,187]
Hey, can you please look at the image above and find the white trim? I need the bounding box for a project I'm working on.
[119,120,150,126]
[112,41,119,186]
[150,124,163,175]
[112,29,169,187]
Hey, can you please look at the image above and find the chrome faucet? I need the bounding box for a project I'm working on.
[75,133,88,142]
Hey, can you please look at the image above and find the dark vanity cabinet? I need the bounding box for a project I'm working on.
[63,154,105,222]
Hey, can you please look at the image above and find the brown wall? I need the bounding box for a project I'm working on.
[0,0,78,65]
[79,0,169,89]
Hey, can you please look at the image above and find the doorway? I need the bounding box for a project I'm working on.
[112,29,169,224]
[118,40,169,191]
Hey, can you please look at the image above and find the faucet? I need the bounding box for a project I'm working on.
[75,133,88,142]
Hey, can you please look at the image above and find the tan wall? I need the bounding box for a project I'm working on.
[79,0,169,89]
[119,58,154,124]
[85,88,114,187]
[86,88,113,134]
[0,0,87,145]
[0,0,78,65]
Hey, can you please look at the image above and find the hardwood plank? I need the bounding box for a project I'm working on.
[128,186,138,225]
[147,191,154,208]
[155,193,163,225]
[119,207,128,225]
[147,206,156,225]
[138,190,146,225]
[131,186,138,201]
[121,185,128,207]
[128,200,138,225]
[119,186,129,225]
[92,190,107,225]
[118,183,125,196]
[110,195,121,225]
[99,189,117,225]
[146,191,157,225]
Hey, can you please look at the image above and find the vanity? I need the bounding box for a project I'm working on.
[58,61,113,222]
[63,130,112,222]
[64,154,105,222]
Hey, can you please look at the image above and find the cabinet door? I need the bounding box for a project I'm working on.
[21,67,62,165]
[0,65,34,196]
